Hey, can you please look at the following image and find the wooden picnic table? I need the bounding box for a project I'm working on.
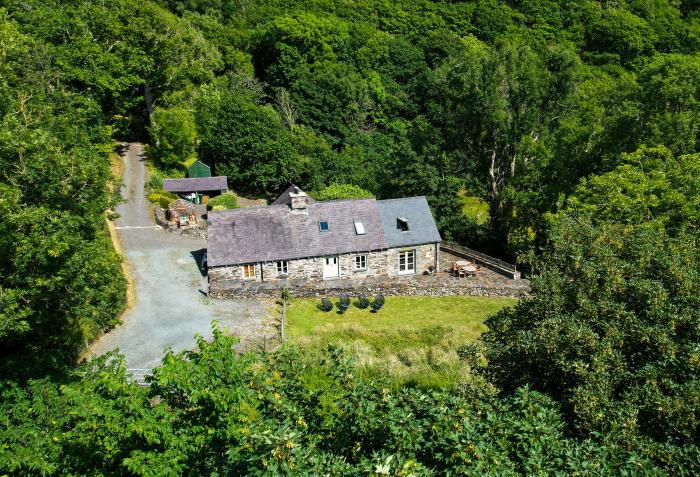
[454,260,477,277]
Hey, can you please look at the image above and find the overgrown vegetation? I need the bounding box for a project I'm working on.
[0,8,126,376]
[207,191,238,210]
[2,330,689,475]
[314,183,374,201]
[148,190,179,209]
[3,0,695,252]
[1,0,699,473]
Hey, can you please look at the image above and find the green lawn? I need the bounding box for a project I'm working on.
[286,296,516,389]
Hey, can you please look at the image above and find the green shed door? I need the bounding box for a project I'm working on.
[187,160,211,178]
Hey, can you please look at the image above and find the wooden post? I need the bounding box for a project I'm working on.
[281,298,286,343]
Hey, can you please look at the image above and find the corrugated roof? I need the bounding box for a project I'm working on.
[377,196,442,247]
[163,176,228,193]
[207,199,387,266]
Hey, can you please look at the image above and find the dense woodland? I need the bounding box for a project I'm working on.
[1,0,699,474]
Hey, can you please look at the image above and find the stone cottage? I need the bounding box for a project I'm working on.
[206,185,442,286]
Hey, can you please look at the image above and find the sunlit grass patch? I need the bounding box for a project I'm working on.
[286,295,516,389]
[459,191,489,225]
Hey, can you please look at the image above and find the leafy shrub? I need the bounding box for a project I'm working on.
[315,183,373,201]
[1,332,690,475]
[206,192,237,210]
[148,190,178,208]
[146,170,163,192]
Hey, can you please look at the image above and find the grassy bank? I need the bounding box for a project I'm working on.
[286,295,516,388]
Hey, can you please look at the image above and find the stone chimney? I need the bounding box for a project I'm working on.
[289,187,308,214]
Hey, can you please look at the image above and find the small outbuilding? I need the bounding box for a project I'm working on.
[187,160,211,178]
[163,176,228,204]
[167,198,199,227]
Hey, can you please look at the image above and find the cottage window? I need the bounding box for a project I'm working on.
[353,220,366,235]
[355,254,367,270]
[398,250,415,275]
[319,220,330,232]
[397,218,410,232]
[242,264,256,279]
[276,260,288,276]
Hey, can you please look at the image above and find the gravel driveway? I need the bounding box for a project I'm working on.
[89,143,274,370]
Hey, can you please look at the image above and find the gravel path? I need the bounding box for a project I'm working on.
[89,143,275,370]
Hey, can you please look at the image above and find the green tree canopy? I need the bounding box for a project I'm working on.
[561,146,700,231]
[483,218,700,454]
[315,183,373,201]
[148,106,198,167]
[1,332,686,475]
[196,86,301,196]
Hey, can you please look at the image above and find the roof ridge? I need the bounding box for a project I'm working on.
[209,204,274,215]
[164,175,227,181]
[310,197,377,204]
[377,196,427,203]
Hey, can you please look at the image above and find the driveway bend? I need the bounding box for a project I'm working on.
[90,143,273,370]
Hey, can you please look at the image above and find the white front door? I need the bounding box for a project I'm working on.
[398,250,415,275]
[323,256,340,278]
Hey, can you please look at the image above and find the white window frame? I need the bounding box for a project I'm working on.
[354,254,367,270]
[276,260,288,276]
[242,263,256,279]
[353,220,366,235]
[398,250,415,275]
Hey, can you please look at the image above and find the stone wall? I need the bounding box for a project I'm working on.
[207,241,529,299]
[181,225,207,239]
[154,205,207,238]
[154,206,178,230]
[385,243,437,277]
[208,243,440,287]
[209,263,262,282]
[209,280,529,300]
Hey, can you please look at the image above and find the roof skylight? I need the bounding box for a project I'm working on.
[354,220,366,235]
[319,220,329,232]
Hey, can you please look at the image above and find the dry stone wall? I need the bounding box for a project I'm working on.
[209,280,529,299]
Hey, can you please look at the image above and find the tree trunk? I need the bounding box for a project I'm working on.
[144,85,155,123]
[488,149,499,199]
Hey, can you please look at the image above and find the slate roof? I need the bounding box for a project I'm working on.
[163,176,228,193]
[167,198,198,212]
[377,196,442,247]
[207,189,441,267]
[271,184,316,206]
